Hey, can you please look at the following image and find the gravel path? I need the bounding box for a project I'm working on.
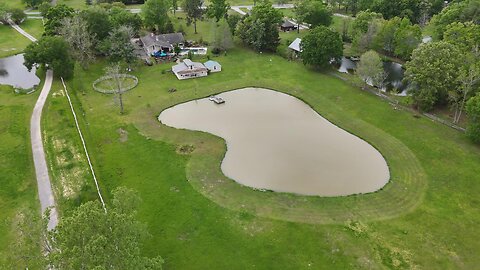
[9,21,59,230]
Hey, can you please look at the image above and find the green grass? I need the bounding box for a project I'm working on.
[0,20,44,58]
[40,13,480,270]
[56,0,87,10]
[41,43,480,269]
[0,84,40,266]
[2,0,25,9]
[0,25,32,58]
[20,19,44,40]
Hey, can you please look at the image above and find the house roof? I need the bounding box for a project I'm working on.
[140,33,185,48]
[172,59,207,74]
[281,21,295,28]
[204,60,221,69]
[288,38,302,52]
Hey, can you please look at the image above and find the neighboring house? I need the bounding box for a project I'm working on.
[280,21,297,32]
[140,33,185,55]
[288,38,302,54]
[172,59,208,80]
[204,60,222,72]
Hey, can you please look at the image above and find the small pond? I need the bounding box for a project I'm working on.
[159,88,390,196]
[336,57,409,96]
[0,54,40,89]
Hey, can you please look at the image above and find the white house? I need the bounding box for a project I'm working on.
[172,59,208,80]
[204,60,222,72]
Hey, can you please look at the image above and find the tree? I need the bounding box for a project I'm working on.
[22,0,45,8]
[38,2,52,16]
[404,41,464,111]
[303,0,333,28]
[109,6,143,35]
[226,13,241,35]
[300,26,343,68]
[9,8,26,24]
[48,187,164,268]
[293,0,309,33]
[81,7,113,41]
[431,0,480,39]
[101,26,137,65]
[183,0,204,34]
[466,92,480,143]
[211,19,233,52]
[373,16,401,55]
[393,18,421,59]
[207,0,229,22]
[444,22,480,56]
[44,4,75,36]
[236,0,283,52]
[59,16,95,68]
[142,0,171,32]
[356,50,387,91]
[24,36,75,79]
[449,63,480,123]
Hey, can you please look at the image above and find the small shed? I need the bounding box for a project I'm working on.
[280,21,297,32]
[204,60,222,72]
[288,38,302,53]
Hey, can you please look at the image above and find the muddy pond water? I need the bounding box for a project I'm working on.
[0,54,40,89]
[159,88,390,196]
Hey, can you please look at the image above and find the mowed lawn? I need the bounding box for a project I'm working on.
[0,85,40,266]
[0,20,44,58]
[40,39,480,269]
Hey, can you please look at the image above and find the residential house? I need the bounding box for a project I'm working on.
[172,59,208,80]
[204,60,222,72]
[140,33,185,55]
[280,21,297,32]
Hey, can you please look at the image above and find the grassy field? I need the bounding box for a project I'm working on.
[37,13,480,270]
[0,20,44,58]
[0,25,31,58]
[0,84,41,266]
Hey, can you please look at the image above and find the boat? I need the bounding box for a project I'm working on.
[208,95,225,104]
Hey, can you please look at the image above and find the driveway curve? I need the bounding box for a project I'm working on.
[9,21,58,230]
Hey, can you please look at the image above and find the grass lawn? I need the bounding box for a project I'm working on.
[40,12,480,270]
[20,19,45,40]
[2,0,25,9]
[56,0,87,10]
[0,84,41,266]
[41,43,480,269]
[0,25,32,58]
[0,20,44,58]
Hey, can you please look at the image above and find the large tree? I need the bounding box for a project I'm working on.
[405,41,464,111]
[300,26,343,68]
[59,16,95,68]
[236,0,283,52]
[81,7,113,41]
[44,4,75,36]
[207,0,229,22]
[24,36,75,79]
[356,50,387,90]
[183,0,204,34]
[142,0,171,32]
[431,0,480,39]
[109,6,143,35]
[393,17,421,60]
[294,0,332,30]
[48,187,164,269]
[101,26,137,65]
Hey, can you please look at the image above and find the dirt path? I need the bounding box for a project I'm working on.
[9,21,59,230]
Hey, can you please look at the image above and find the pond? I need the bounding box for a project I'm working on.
[159,88,390,196]
[0,54,40,90]
[336,57,409,96]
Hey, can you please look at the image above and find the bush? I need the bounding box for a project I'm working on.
[9,8,26,24]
